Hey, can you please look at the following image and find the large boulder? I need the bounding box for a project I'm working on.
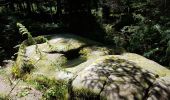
[12,34,111,78]
[70,54,170,99]
[3,33,170,99]
[71,55,156,99]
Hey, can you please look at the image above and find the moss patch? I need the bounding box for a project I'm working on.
[0,93,10,100]
[79,46,111,59]
[27,74,68,100]
[72,88,106,100]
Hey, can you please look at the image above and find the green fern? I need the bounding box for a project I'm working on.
[12,23,42,78]
[13,23,54,78]
[17,23,35,45]
[16,22,52,50]
[16,22,42,58]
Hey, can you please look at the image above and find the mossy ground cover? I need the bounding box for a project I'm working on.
[26,74,68,100]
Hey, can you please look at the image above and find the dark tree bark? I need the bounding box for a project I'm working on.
[56,0,62,18]
[26,0,32,14]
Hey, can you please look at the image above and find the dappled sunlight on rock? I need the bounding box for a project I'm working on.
[3,34,170,99]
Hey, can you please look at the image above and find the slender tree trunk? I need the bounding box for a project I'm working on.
[8,0,15,11]
[26,0,31,14]
[56,0,62,18]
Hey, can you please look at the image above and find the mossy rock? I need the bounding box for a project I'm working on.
[12,34,110,79]
[72,88,104,100]
[79,46,111,59]
[116,53,170,77]
[11,34,111,99]
[72,56,157,100]
[70,54,170,100]
[11,34,170,100]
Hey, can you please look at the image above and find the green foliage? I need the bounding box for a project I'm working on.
[12,43,26,78]
[0,94,10,100]
[144,48,159,58]
[21,61,35,74]
[43,84,68,100]
[120,13,170,66]
[16,22,52,48]
[51,56,67,70]
[12,23,40,78]
[0,0,170,68]
[12,64,21,78]
[17,88,30,97]
[34,36,48,44]
[17,22,35,45]
[98,0,170,67]
[12,23,55,78]
[73,88,100,99]
[29,75,68,100]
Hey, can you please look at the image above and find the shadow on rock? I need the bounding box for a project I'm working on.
[72,57,158,100]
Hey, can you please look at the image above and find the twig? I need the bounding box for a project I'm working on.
[7,79,21,97]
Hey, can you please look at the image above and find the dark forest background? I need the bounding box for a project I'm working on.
[0,0,170,67]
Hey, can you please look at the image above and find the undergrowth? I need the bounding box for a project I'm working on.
[100,0,170,67]
[27,75,68,100]
[12,23,52,78]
